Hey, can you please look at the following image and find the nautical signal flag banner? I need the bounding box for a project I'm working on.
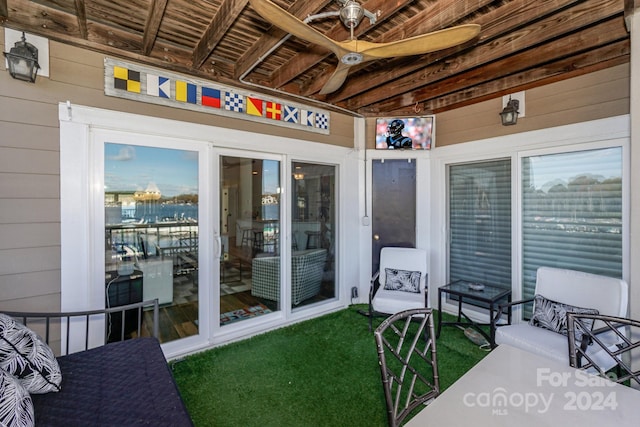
[247,97,263,117]
[315,112,329,130]
[301,110,315,127]
[113,66,141,93]
[266,102,282,120]
[202,87,221,108]
[176,81,197,104]
[225,92,244,113]
[105,58,329,134]
[283,105,299,124]
[147,74,170,98]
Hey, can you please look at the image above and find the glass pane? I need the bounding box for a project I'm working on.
[291,162,336,309]
[220,156,280,325]
[104,143,199,344]
[449,159,511,288]
[371,159,416,273]
[522,148,623,305]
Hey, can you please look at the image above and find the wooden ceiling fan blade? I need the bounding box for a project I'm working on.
[359,24,481,59]
[319,62,352,95]
[249,0,343,57]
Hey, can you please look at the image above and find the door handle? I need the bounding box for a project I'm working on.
[214,235,222,259]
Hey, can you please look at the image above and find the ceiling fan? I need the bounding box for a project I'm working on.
[248,0,481,94]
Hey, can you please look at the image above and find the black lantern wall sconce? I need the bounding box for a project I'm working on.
[4,32,40,83]
[499,96,520,126]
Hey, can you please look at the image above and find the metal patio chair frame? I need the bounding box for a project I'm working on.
[567,312,640,387]
[374,307,439,427]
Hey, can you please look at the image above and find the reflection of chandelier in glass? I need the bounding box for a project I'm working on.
[134,182,162,201]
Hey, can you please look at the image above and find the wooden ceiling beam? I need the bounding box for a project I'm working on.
[0,0,8,24]
[192,0,249,69]
[625,0,640,16]
[625,0,640,29]
[364,26,629,115]
[324,0,584,103]
[5,0,81,37]
[1,0,630,116]
[73,0,87,39]
[425,45,630,115]
[342,0,623,111]
[142,0,168,56]
[234,0,333,80]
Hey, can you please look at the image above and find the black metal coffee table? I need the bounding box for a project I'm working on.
[437,280,511,348]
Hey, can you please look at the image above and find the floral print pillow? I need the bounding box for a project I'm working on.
[529,295,599,342]
[0,314,62,394]
[384,269,422,293]
[0,367,34,427]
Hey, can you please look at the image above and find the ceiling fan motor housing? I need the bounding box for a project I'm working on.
[341,52,363,65]
[340,1,364,28]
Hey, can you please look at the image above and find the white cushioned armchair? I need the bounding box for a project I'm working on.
[251,249,327,305]
[495,267,628,368]
[366,247,429,331]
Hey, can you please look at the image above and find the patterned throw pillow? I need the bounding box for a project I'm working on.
[528,295,599,342]
[0,314,62,394]
[384,268,422,293]
[0,367,34,427]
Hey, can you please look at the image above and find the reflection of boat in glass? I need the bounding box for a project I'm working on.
[121,218,146,224]
[110,243,142,263]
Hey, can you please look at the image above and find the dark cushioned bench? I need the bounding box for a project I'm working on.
[2,301,193,427]
[31,337,193,427]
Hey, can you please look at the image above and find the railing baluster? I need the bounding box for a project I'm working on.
[65,315,71,355]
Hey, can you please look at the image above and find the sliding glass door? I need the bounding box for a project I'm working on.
[104,143,200,344]
[291,162,336,309]
[219,154,281,325]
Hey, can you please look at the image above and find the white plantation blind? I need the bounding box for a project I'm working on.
[448,159,512,289]
[521,147,623,303]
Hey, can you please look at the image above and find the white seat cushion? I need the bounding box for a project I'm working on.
[373,288,425,315]
[495,324,569,363]
[495,267,628,370]
[495,324,620,372]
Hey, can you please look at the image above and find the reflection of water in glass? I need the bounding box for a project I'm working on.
[118,203,198,223]
[262,204,279,220]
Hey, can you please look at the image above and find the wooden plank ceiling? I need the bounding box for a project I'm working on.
[0,0,630,116]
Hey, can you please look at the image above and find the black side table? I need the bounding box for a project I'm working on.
[437,280,511,348]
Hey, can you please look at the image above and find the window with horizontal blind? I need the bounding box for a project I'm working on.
[448,159,511,289]
[521,147,623,306]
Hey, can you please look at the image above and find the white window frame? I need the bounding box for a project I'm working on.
[59,103,357,358]
[430,115,630,319]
